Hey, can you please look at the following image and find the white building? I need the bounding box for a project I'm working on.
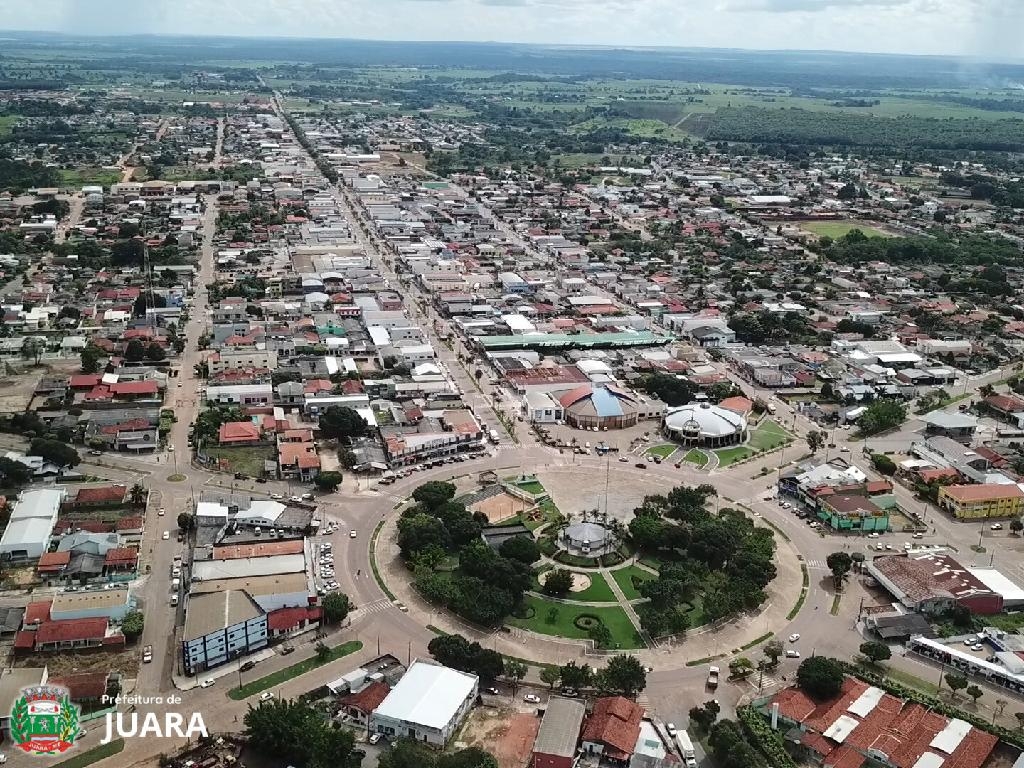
[0,488,65,561]
[370,661,478,745]
[208,349,278,376]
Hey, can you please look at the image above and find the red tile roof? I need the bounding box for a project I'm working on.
[279,442,320,469]
[36,552,71,572]
[73,485,127,505]
[24,601,52,625]
[580,696,642,758]
[115,516,143,531]
[341,680,390,714]
[104,547,138,566]
[68,374,102,388]
[214,540,304,559]
[35,617,109,644]
[49,672,109,701]
[266,606,321,632]
[218,421,261,443]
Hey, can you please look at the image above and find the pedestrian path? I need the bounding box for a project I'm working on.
[805,559,829,571]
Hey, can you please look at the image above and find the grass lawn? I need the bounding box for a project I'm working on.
[638,555,663,571]
[684,448,708,467]
[647,443,678,459]
[52,739,124,768]
[508,595,641,649]
[799,220,890,239]
[714,446,755,466]
[611,565,657,600]
[205,445,276,477]
[516,481,546,496]
[535,570,617,603]
[58,167,122,188]
[749,420,792,451]
[228,640,362,699]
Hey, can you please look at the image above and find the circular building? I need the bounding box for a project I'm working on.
[558,385,641,430]
[562,520,615,557]
[663,402,748,447]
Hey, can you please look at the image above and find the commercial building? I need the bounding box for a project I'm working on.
[370,661,478,745]
[556,385,662,430]
[532,696,586,768]
[938,484,1024,520]
[816,493,889,533]
[581,697,644,762]
[0,488,66,561]
[867,553,1003,615]
[181,590,268,675]
[762,676,999,768]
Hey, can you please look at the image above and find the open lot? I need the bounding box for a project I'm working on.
[799,220,892,239]
[460,708,539,768]
[205,445,276,477]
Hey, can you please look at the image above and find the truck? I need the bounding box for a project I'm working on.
[707,665,720,689]
[675,730,697,767]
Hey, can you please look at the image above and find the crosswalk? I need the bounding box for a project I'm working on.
[747,672,782,691]
[805,559,829,571]
[352,599,392,619]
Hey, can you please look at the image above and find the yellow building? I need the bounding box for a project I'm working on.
[938,484,1024,519]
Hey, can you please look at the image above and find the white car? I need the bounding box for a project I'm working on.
[867,532,879,538]
[789,633,800,643]
[271,494,284,500]
[991,523,1003,531]
[350,530,357,538]
[523,694,541,704]
[666,723,677,736]
[158,507,165,516]
[162,531,170,540]
[786,650,801,658]
[259,692,275,701]
[199,679,215,688]
[971,644,984,651]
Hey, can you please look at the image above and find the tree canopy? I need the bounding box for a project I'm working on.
[797,656,845,701]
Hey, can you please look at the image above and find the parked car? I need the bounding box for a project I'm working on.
[788,633,800,643]
[785,650,801,658]
[239,660,256,672]
[369,734,383,745]
[142,645,153,663]
[523,694,541,704]
[635,462,647,469]
[259,692,275,701]
[199,679,215,688]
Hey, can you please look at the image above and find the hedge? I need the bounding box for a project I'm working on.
[738,706,799,768]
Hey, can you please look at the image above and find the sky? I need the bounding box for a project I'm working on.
[0,0,1021,60]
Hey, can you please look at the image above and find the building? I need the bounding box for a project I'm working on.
[181,590,268,675]
[662,402,747,447]
[921,410,978,443]
[370,660,478,745]
[938,484,1024,519]
[340,680,391,727]
[533,696,586,768]
[0,667,48,738]
[867,553,1003,615]
[761,675,999,768]
[816,493,889,533]
[581,696,644,762]
[49,588,133,622]
[0,488,66,561]
[555,385,662,430]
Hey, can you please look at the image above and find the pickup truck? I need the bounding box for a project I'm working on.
[707,665,720,689]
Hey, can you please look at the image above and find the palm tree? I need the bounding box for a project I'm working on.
[129,484,147,506]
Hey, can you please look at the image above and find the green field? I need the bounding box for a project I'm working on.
[58,168,122,188]
[205,445,276,477]
[0,115,18,138]
[535,570,617,603]
[684,449,708,467]
[611,565,657,600]
[799,220,891,239]
[52,740,125,768]
[228,641,362,699]
[508,595,641,649]
[647,443,678,459]
[714,446,755,466]
[748,420,792,451]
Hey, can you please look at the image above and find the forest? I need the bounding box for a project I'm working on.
[705,106,1024,151]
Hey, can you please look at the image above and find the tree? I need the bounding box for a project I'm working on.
[797,656,845,700]
[322,592,351,624]
[559,661,593,691]
[871,453,897,476]
[315,641,331,661]
[728,657,755,679]
[121,610,144,640]
[763,640,784,668]
[427,633,504,681]
[411,481,457,511]
[80,344,103,374]
[129,483,147,506]
[1011,519,1023,535]
[318,406,368,441]
[246,698,355,768]
[542,569,574,597]
[944,672,968,699]
[21,337,44,366]
[858,399,907,436]
[177,512,196,532]
[689,701,720,732]
[966,685,984,704]
[146,342,166,362]
[806,430,826,453]
[397,513,450,560]
[0,457,32,487]
[826,551,853,590]
[314,471,344,492]
[124,338,146,362]
[859,641,891,664]
[439,747,498,768]
[597,655,647,698]
[504,660,527,694]
[837,182,858,200]
[628,515,665,551]
[499,535,540,564]
[29,438,79,468]
[539,666,561,690]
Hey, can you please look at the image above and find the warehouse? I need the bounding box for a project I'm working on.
[0,488,66,561]
[370,660,478,745]
[532,696,586,768]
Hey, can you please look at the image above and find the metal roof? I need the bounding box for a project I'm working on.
[534,697,586,757]
[372,661,477,731]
